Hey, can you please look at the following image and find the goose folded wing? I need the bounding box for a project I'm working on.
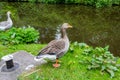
[38,40,65,56]
[0,21,9,27]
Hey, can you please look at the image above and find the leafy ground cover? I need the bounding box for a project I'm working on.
[0,27,39,45]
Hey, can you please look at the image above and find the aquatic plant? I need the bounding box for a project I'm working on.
[0,26,39,45]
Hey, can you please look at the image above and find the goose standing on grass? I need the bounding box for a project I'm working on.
[34,23,72,68]
[0,11,13,30]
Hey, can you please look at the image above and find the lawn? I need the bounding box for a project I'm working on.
[0,43,45,59]
[0,42,120,80]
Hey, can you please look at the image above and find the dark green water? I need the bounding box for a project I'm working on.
[0,2,120,56]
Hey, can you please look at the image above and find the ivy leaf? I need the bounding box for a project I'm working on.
[69,47,74,52]
[88,65,92,70]
[116,64,120,67]
[101,65,106,71]
[79,43,88,48]
[104,45,109,51]
[73,41,78,46]
[11,33,16,38]
[107,66,118,71]
[106,69,114,78]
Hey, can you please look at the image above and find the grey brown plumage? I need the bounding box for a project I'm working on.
[38,39,66,58]
[35,23,72,63]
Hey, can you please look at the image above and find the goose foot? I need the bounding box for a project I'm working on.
[53,58,60,68]
[53,63,60,68]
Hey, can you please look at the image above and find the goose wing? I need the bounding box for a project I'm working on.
[0,21,10,27]
[47,39,58,46]
[38,39,65,57]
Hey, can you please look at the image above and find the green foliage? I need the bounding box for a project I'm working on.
[0,26,39,45]
[95,0,113,8]
[0,2,18,20]
[25,0,120,8]
[87,46,120,78]
[71,42,120,78]
[28,0,64,3]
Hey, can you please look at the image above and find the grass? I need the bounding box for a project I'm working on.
[0,43,120,80]
[0,43,46,59]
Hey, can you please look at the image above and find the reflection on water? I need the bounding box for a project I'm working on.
[55,26,61,40]
[0,2,120,56]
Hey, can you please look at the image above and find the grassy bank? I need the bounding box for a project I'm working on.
[0,27,120,79]
[0,42,120,80]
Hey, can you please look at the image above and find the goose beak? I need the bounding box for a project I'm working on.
[68,25,73,28]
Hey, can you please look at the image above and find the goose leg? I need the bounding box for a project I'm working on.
[53,58,60,68]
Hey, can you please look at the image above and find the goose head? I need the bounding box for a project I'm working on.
[61,23,72,29]
[7,11,11,15]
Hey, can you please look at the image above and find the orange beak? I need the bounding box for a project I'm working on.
[68,25,73,28]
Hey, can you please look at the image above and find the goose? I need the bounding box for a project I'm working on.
[0,11,13,30]
[34,23,72,68]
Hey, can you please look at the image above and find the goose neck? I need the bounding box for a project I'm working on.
[61,28,68,39]
[7,13,11,21]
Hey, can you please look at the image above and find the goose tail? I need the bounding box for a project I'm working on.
[34,54,56,62]
[34,52,43,61]
[34,56,43,61]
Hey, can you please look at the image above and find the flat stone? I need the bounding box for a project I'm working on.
[0,50,45,80]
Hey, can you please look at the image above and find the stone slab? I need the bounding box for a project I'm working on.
[0,50,45,80]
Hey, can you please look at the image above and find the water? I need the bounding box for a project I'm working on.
[0,2,120,56]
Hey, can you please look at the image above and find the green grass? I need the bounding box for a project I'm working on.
[0,43,46,59]
[0,43,120,80]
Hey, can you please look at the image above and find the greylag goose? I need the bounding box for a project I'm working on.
[0,11,13,30]
[34,23,72,67]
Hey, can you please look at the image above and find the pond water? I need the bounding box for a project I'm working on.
[0,2,120,56]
